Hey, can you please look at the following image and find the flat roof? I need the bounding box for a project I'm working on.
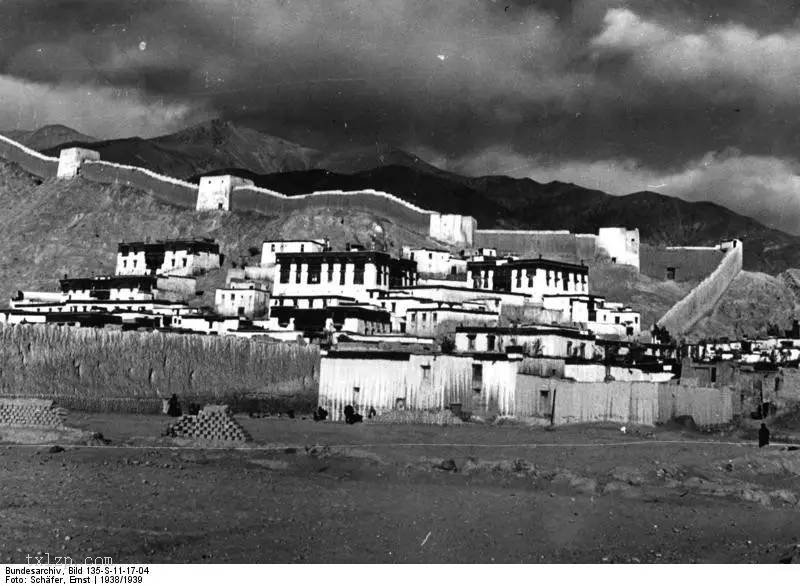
[468,258,588,272]
[455,325,595,340]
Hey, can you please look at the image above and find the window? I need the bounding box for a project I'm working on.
[133,260,137,268]
[353,263,365,285]
[546,271,551,286]
[327,264,334,282]
[279,264,290,283]
[432,312,438,324]
[515,270,522,288]
[182,258,187,267]
[300,244,305,252]
[353,386,360,393]
[428,253,433,259]
[710,368,717,383]
[527,272,534,288]
[271,244,275,252]
[340,264,347,285]
[666,267,676,280]
[421,313,427,323]
[487,334,495,351]
[308,264,321,284]
[467,334,476,351]
[472,363,483,391]
[123,260,127,268]
[295,266,302,284]
[562,272,568,291]
[566,341,573,356]
[614,316,620,324]
[421,364,431,381]
[391,302,396,312]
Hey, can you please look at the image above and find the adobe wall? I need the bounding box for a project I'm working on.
[231,186,433,234]
[0,134,59,178]
[656,241,743,338]
[79,161,199,208]
[474,228,639,269]
[474,230,582,262]
[657,384,734,426]
[641,245,725,281]
[516,374,734,426]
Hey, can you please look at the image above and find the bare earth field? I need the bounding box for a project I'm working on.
[1,416,800,564]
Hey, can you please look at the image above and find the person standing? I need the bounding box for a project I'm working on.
[759,423,770,448]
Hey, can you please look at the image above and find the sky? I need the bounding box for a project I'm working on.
[3,0,800,233]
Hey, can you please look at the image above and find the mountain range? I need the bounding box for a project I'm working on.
[5,118,799,274]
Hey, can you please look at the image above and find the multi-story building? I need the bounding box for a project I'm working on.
[467,258,589,302]
[115,239,221,277]
[272,250,417,303]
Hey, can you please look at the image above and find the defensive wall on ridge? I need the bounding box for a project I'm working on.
[656,240,743,338]
[475,227,640,270]
[640,244,726,282]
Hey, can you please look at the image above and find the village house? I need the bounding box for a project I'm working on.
[268,295,356,310]
[214,279,269,318]
[454,325,600,360]
[260,239,328,268]
[272,249,417,303]
[256,304,393,337]
[467,258,589,302]
[401,246,466,278]
[115,239,221,277]
[406,306,500,338]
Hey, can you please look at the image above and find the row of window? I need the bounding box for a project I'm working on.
[121,258,188,269]
[278,263,395,286]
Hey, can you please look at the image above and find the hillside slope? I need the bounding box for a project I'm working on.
[688,271,800,341]
[2,125,96,151]
[0,161,441,308]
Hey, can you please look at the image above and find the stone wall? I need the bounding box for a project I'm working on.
[657,240,743,337]
[641,244,725,281]
[0,134,59,178]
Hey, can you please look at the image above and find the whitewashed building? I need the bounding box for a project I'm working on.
[401,246,467,277]
[214,280,270,318]
[261,239,327,268]
[272,250,417,303]
[454,325,600,360]
[467,258,589,302]
[115,239,221,277]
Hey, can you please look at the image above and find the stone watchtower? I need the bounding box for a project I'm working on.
[56,147,100,179]
[196,175,254,211]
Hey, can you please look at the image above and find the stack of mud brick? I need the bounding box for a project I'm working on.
[0,398,67,428]
[163,404,250,442]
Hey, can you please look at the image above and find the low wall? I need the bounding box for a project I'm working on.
[641,245,724,281]
[657,241,743,337]
[657,384,734,426]
[0,134,59,178]
[515,374,734,426]
[80,161,198,208]
[0,324,320,412]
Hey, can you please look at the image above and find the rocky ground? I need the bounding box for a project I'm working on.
[1,416,800,564]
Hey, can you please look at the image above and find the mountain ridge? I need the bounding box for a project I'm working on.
[9,119,800,275]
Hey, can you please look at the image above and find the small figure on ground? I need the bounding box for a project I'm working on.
[167,394,182,417]
[313,406,328,422]
[368,407,377,419]
[759,423,770,448]
[344,405,363,425]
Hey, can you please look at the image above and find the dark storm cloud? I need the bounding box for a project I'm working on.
[4,1,800,232]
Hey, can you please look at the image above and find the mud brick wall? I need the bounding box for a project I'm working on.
[164,405,250,442]
[0,398,66,428]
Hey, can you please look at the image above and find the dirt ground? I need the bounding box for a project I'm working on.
[1,414,800,564]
